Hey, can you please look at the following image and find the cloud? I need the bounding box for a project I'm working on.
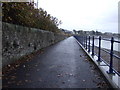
[37,0,119,33]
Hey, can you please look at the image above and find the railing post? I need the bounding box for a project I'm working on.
[83,36,85,47]
[80,36,83,45]
[83,36,84,47]
[79,36,81,44]
[86,36,87,50]
[107,37,115,74]
[81,36,82,44]
[92,36,94,56]
[97,36,101,62]
[84,36,86,48]
[88,36,90,52]
[82,36,83,46]
[78,36,80,44]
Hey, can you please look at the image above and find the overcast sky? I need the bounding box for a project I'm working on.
[35,0,120,33]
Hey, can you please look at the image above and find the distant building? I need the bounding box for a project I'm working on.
[60,29,73,35]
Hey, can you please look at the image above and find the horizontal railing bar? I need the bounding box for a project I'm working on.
[101,48,110,54]
[112,68,120,76]
[94,46,120,60]
[102,38,120,43]
[89,37,120,43]
[102,38,111,41]
[113,54,120,60]
[114,40,120,43]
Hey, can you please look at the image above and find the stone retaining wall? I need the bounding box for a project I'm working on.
[2,22,67,67]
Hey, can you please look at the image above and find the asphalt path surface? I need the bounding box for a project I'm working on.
[2,36,110,88]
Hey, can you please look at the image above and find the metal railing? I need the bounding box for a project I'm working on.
[74,35,120,76]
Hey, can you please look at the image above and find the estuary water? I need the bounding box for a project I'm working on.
[92,38,120,52]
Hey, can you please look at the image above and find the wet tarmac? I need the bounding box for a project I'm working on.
[2,36,111,88]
